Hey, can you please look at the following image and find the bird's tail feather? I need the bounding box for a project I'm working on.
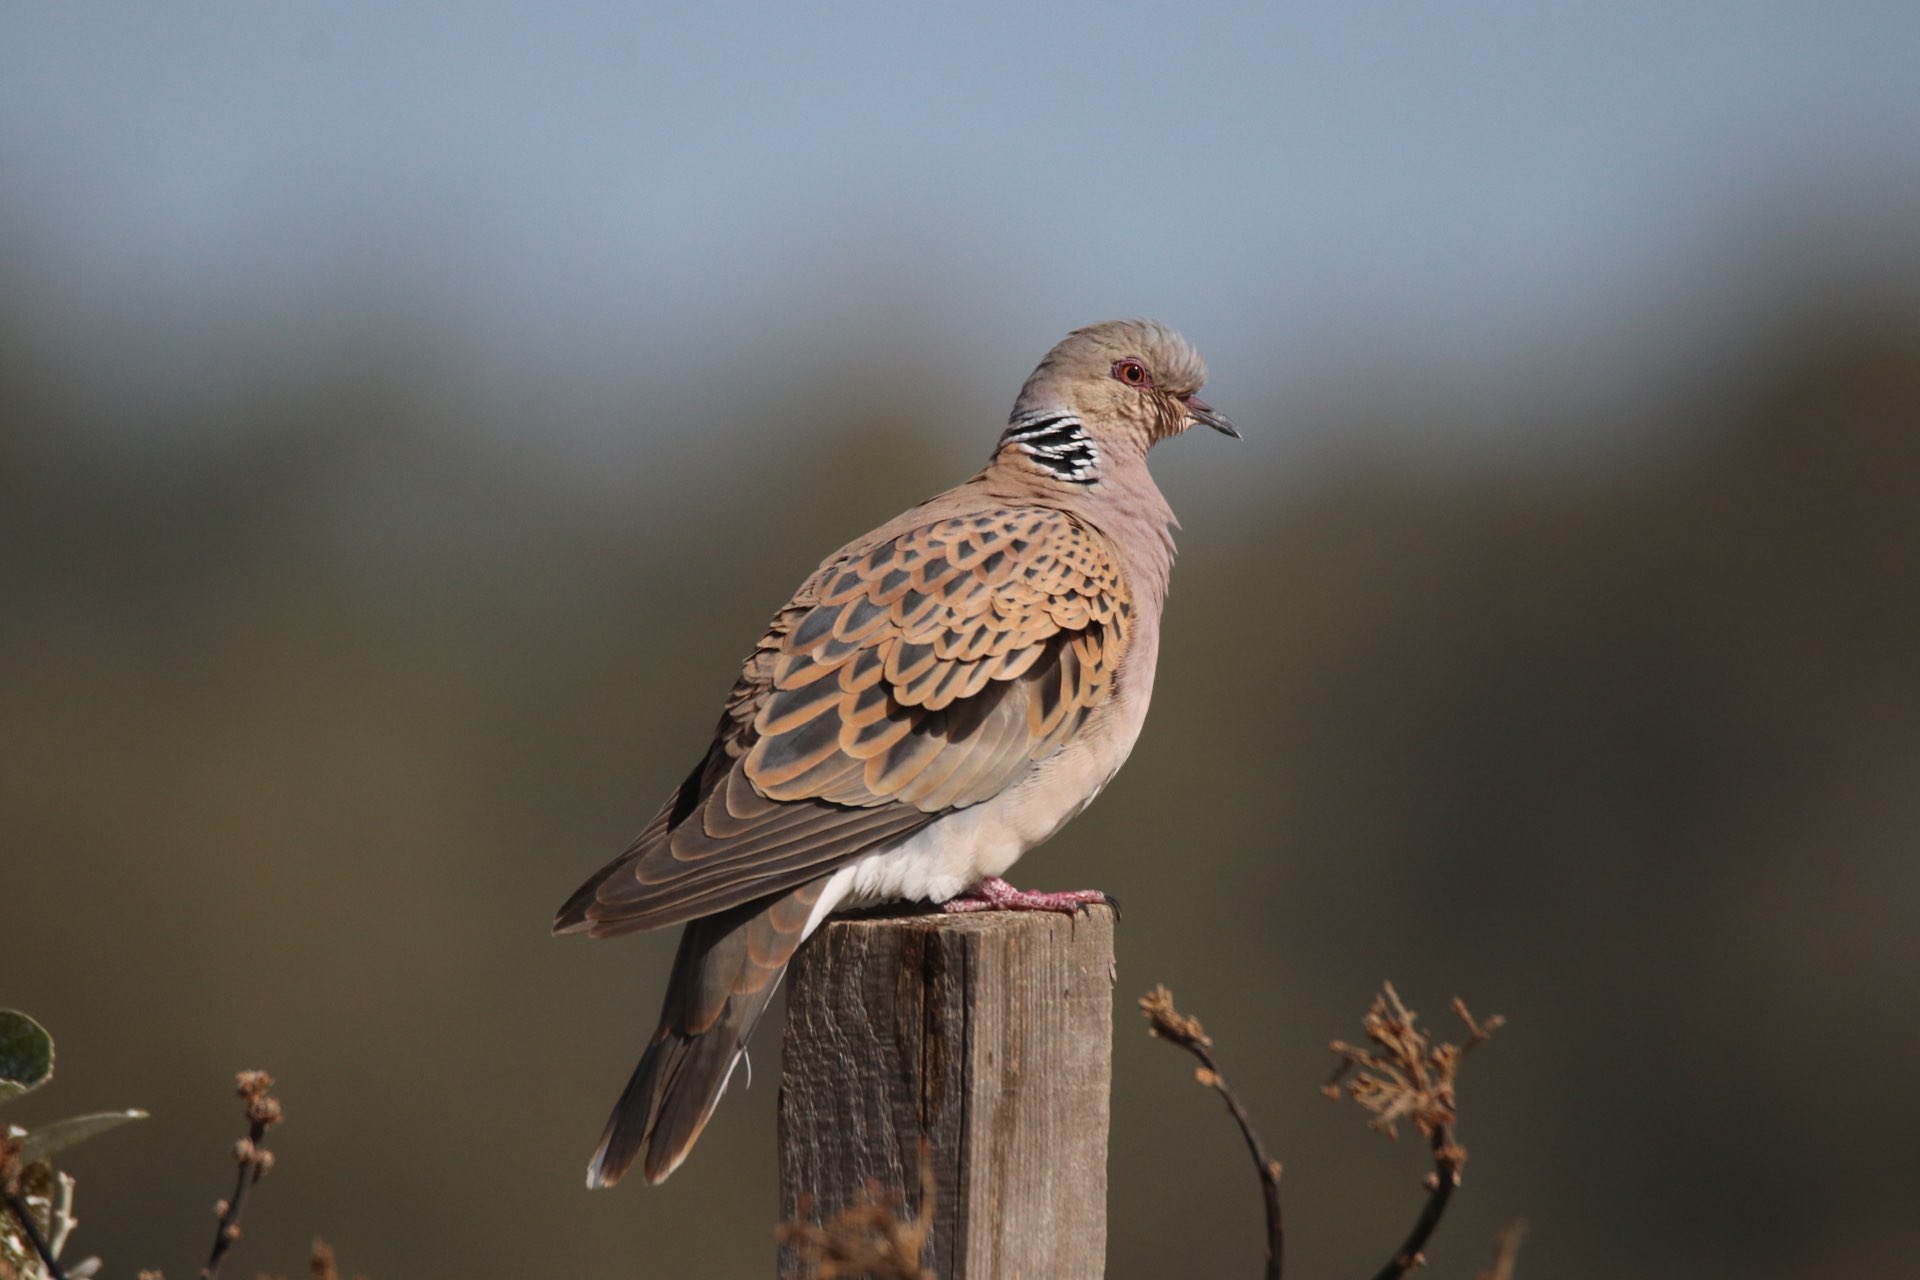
[585,877,827,1187]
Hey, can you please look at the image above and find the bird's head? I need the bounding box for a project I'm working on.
[1009,319,1237,453]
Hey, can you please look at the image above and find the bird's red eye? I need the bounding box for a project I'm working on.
[1112,359,1151,388]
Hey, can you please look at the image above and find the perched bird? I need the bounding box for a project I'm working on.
[554,319,1236,1187]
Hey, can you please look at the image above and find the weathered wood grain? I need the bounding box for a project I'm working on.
[778,905,1116,1279]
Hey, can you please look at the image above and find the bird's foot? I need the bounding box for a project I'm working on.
[940,876,1117,916]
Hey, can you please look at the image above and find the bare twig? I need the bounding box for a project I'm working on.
[1476,1220,1528,1280]
[45,1174,75,1263]
[776,1138,936,1280]
[308,1237,352,1280]
[200,1071,282,1280]
[1324,984,1503,1280]
[1139,985,1284,1280]
[1,1133,67,1280]
[1,1193,65,1280]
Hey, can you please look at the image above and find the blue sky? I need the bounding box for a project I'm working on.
[5,2,1918,476]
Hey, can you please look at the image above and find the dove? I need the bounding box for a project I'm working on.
[555,319,1236,1186]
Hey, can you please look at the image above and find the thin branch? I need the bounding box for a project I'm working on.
[1476,1220,1528,1280]
[1,1131,66,1280]
[1139,985,1284,1280]
[1324,984,1503,1280]
[46,1174,76,1262]
[1368,1132,1460,1280]
[2,1191,66,1280]
[200,1071,282,1280]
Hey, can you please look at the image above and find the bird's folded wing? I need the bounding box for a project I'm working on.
[556,507,1131,935]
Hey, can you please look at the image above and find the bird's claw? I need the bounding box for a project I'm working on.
[939,877,1119,918]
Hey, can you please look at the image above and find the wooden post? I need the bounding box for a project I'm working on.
[778,905,1116,1279]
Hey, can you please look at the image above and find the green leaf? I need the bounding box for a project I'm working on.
[0,1010,55,1106]
[17,1109,149,1162]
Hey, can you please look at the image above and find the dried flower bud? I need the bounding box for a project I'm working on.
[234,1070,274,1100]
[1138,985,1212,1049]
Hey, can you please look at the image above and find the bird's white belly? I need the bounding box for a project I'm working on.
[800,679,1151,938]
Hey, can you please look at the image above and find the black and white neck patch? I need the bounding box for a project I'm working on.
[1000,412,1098,484]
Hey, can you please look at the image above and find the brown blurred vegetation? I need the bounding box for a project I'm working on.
[2,225,1917,1278]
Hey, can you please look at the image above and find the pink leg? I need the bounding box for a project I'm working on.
[940,876,1116,915]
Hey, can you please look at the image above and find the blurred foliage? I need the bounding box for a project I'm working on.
[1,1012,146,1278]
[2,216,1918,1280]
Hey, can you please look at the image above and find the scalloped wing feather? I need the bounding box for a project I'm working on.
[749,510,1128,802]
[555,507,1130,936]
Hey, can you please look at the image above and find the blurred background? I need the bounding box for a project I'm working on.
[4,4,1917,1277]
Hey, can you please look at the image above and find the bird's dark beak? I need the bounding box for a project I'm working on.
[1183,394,1240,439]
